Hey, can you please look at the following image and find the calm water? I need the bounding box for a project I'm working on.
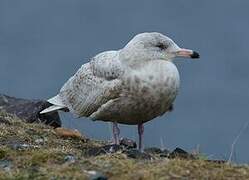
[1,0,249,163]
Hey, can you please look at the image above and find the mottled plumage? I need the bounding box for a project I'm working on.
[40,32,199,150]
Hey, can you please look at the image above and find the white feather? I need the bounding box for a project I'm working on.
[40,105,64,114]
[48,94,65,107]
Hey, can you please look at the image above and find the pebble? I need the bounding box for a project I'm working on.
[120,138,137,149]
[0,160,12,172]
[86,170,108,180]
[35,138,45,144]
[10,143,31,150]
[64,155,76,163]
[87,144,122,156]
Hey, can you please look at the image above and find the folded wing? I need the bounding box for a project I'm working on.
[50,51,123,117]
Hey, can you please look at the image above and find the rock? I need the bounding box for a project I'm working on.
[144,147,162,154]
[0,94,61,128]
[160,149,171,157]
[206,159,226,164]
[87,170,108,180]
[87,138,137,156]
[108,144,121,153]
[123,149,152,160]
[35,138,45,145]
[64,155,76,163]
[8,140,39,150]
[0,160,12,172]
[87,144,122,156]
[168,147,196,159]
[143,147,172,158]
[120,138,137,149]
[9,142,31,151]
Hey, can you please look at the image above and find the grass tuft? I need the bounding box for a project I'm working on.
[0,110,249,179]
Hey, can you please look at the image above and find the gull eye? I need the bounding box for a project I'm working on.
[155,42,168,50]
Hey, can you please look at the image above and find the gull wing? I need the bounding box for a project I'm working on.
[58,51,124,117]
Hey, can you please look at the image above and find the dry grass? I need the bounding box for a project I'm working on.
[0,111,249,180]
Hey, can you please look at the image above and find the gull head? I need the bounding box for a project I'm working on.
[119,32,199,67]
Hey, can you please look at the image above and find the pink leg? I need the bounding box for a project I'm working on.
[137,123,144,151]
[112,122,120,145]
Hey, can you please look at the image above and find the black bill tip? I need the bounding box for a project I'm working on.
[191,51,200,59]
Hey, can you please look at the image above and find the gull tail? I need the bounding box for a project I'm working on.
[40,94,66,114]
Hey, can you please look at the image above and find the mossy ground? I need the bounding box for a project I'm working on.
[0,111,249,180]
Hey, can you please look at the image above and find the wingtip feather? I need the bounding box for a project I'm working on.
[40,105,64,114]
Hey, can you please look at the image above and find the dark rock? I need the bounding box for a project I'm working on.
[89,171,108,180]
[86,147,106,156]
[143,147,171,158]
[87,144,122,156]
[206,159,226,164]
[144,147,162,154]
[0,94,61,128]
[160,149,171,157]
[162,149,170,154]
[123,149,152,160]
[107,144,121,153]
[168,147,195,159]
[120,138,137,149]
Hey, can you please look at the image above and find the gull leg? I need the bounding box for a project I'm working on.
[137,123,144,151]
[112,122,120,145]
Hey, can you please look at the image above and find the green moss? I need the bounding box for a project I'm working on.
[1,110,249,179]
[30,150,64,166]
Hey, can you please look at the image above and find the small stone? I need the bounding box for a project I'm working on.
[87,171,108,180]
[10,142,31,150]
[0,160,12,172]
[64,155,76,163]
[87,144,121,156]
[108,144,121,153]
[35,138,44,144]
[120,138,137,149]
